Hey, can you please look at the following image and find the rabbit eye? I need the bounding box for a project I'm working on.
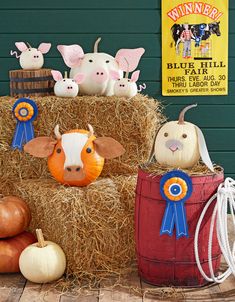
[164,132,168,137]
[182,133,187,138]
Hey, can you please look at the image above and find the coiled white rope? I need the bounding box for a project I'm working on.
[194,177,235,283]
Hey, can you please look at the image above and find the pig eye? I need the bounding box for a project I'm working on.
[89,59,93,63]
[182,133,187,138]
[56,148,61,154]
[128,79,130,82]
[164,132,168,137]
[63,79,66,82]
[72,80,75,82]
[106,60,110,63]
[86,147,92,153]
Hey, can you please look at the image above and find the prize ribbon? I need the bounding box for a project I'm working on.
[160,170,192,239]
[11,98,38,150]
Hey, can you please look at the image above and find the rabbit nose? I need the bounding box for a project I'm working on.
[165,139,183,152]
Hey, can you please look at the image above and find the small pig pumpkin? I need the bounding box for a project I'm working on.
[12,42,51,70]
[51,70,85,97]
[24,124,125,186]
[154,104,214,171]
[57,37,145,96]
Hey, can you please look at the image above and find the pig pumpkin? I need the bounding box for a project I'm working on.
[154,104,214,171]
[57,37,145,96]
[24,125,125,186]
[12,42,51,70]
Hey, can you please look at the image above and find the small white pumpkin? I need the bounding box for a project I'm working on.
[19,229,66,283]
[154,104,214,171]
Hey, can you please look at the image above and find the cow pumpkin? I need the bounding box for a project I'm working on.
[0,231,36,273]
[0,195,31,238]
[154,104,214,171]
[24,124,125,186]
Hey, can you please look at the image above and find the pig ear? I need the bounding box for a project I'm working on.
[110,70,120,80]
[195,126,214,172]
[15,42,28,52]
[24,137,57,158]
[57,45,84,68]
[73,73,85,84]
[38,43,51,54]
[131,70,140,82]
[115,48,145,72]
[51,70,63,82]
[93,137,125,159]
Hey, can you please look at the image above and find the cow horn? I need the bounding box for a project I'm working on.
[94,37,101,53]
[54,124,62,140]
[88,124,94,137]
[178,104,197,124]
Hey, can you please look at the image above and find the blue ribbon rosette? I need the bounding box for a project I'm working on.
[160,170,192,239]
[11,98,38,150]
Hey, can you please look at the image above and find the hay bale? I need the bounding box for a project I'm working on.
[0,94,165,180]
[0,175,137,281]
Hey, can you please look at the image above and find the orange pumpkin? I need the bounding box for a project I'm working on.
[0,231,36,273]
[24,124,125,187]
[0,196,31,238]
[48,129,105,186]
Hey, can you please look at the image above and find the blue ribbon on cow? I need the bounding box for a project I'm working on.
[160,170,192,239]
[11,98,38,151]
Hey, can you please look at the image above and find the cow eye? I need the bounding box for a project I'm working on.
[86,147,92,153]
[89,59,93,63]
[56,148,62,154]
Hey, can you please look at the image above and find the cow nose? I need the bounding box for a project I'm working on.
[66,166,81,172]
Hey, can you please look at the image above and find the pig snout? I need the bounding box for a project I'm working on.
[63,165,85,181]
[67,86,74,90]
[91,68,108,83]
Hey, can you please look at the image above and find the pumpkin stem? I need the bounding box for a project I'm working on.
[64,71,68,79]
[178,104,197,124]
[123,58,129,79]
[94,37,101,53]
[36,229,46,248]
[26,42,32,49]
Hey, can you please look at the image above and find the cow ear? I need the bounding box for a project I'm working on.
[24,137,57,158]
[93,137,125,159]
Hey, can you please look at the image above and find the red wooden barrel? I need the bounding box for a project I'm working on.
[135,168,224,287]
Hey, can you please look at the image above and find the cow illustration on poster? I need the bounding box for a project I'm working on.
[162,1,228,96]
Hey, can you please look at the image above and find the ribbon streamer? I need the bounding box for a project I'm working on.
[11,98,38,151]
[160,170,192,239]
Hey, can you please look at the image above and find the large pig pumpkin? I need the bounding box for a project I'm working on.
[57,37,145,96]
[24,124,125,186]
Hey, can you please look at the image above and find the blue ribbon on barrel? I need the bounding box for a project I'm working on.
[160,170,192,239]
[11,98,38,151]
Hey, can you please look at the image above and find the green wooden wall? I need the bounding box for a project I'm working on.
[0,0,234,176]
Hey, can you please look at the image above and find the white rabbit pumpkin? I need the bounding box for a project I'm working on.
[154,104,214,171]
[12,42,51,70]
[51,70,85,97]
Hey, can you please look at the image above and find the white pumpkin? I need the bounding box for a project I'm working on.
[154,104,214,171]
[19,229,66,283]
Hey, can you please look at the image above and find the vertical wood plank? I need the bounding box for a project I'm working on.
[0,274,26,302]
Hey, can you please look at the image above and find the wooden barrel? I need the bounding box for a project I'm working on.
[135,168,224,287]
[9,69,55,97]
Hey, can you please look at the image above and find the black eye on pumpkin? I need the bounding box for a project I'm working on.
[106,60,110,63]
[89,59,93,63]
[86,147,92,153]
[182,134,187,138]
[56,148,61,154]
[164,132,168,137]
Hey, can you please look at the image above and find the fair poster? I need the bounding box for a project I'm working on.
[162,1,228,96]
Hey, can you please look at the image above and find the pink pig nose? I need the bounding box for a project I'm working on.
[92,68,108,83]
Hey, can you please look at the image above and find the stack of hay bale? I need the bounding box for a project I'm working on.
[0,94,165,281]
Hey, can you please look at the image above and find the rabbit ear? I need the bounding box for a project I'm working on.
[195,126,214,172]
